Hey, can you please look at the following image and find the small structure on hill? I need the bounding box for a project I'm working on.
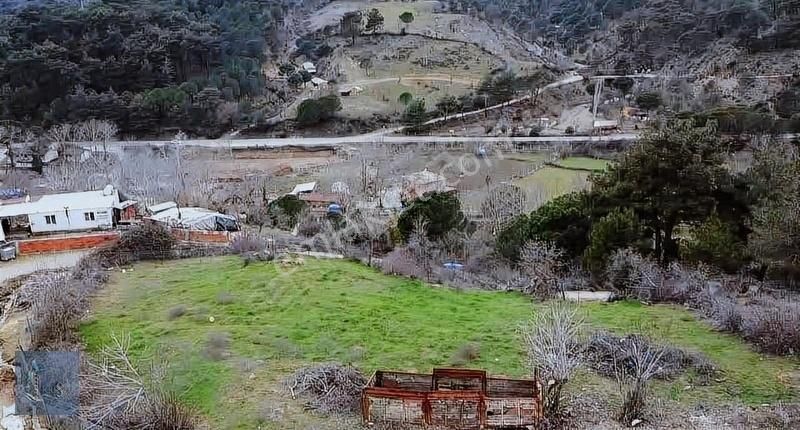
[0,185,131,241]
[299,192,340,216]
[290,181,318,196]
[339,86,363,96]
[592,119,620,134]
[362,368,543,429]
[402,169,453,202]
[310,77,328,88]
[302,61,317,74]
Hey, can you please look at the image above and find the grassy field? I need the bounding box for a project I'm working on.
[80,257,797,428]
[512,157,611,204]
[553,157,611,171]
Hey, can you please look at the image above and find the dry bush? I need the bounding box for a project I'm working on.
[216,292,235,305]
[740,299,800,356]
[519,240,566,298]
[606,249,707,303]
[612,336,666,425]
[257,399,285,424]
[27,272,88,348]
[708,296,743,332]
[450,342,481,366]
[380,248,426,279]
[519,304,584,419]
[81,334,199,430]
[271,338,303,359]
[167,305,188,321]
[95,223,176,267]
[584,332,716,382]
[297,215,324,237]
[230,233,267,255]
[285,364,367,414]
[203,332,231,361]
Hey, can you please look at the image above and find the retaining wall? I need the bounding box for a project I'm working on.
[16,232,120,255]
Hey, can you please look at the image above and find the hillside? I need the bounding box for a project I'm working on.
[454,0,800,108]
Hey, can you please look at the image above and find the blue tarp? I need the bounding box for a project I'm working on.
[0,189,25,200]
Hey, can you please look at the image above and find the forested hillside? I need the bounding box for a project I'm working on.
[452,0,800,70]
[0,0,304,137]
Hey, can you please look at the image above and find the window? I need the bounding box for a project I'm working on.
[45,215,56,225]
[84,212,96,221]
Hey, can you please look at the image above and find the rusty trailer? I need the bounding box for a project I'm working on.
[362,368,543,429]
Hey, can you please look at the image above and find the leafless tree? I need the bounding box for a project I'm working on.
[611,337,666,425]
[481,183,527,234]
[76,119,118,158]
[519,240,566,298]
[407,218,437,281]
[46,123,74,154]
[0,124,35,173]
[519,304,584,418]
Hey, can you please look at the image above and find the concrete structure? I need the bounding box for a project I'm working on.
[290,181,318,195]
[311,77,328,88]
[0,185,124,241]
[302,62,317,74]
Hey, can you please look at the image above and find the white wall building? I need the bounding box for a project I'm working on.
[0,185,122,240]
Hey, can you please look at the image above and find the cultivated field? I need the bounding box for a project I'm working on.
[80,257,797,429]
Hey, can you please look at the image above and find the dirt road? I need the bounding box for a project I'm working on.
[0,251,88,285]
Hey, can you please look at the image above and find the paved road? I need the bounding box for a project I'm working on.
[84,134,641,153]
[0,251,88,284]
[80,74,589,152]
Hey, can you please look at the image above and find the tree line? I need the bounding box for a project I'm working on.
[0,0,298,138]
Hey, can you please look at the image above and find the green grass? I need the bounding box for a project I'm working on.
[554,157,611,171]
[513,166,591,200]
[80,257,797,428]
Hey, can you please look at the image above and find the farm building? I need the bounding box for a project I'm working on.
[146,202,239,232]
[0,185,131,241]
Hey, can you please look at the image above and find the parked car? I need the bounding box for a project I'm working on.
[0,241,17,261]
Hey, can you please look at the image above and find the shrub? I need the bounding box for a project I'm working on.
[683,214,749,273]
[497,192,592,261]
[167,305,187,320]
[216,292,235,305]
[450,343,480,366]
[230,233,267,254]
[296,95,342,126]
[741,301,800,356]
[397,192,469,241]
[203,332,231,361]
[584,208,643,275]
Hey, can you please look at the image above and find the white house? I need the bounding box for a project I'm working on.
[0,185,124,239]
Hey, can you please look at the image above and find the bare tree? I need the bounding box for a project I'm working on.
[519,240,566,298]
[77,119,118,158]
[519,304,584,418]
[0,124,35,173]
[407,218,437,281]
[46,123,74,154]
[611,337,666,425]
[481,183,527,234]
